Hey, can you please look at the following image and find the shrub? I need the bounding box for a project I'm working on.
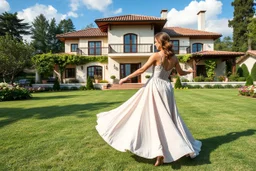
[65,78,79,83]
[241,64,249,78]
[212,84,224,89]
[228,74,239,81]
[86,77,94,90]
[79,86,87,90]
[44,87,53,91]
[218,75,225,82]
[174,77,182,89]
[60,86,69,91]
[245,75,254,86]
[251,62,256,81]
[99,80,108,83]
[193,85,202,89]
[53,78,60,91]
[181,78,189,82]
[0,86,32,101]
[204,84,213,89]
[236,66,243,77]
[194,75,205,82]
[185,84,194,89]
[145,75,151,79]
[238,77,246,81]
[204,77,213,82]
[110,75,116,79]
[70,86,78,90]
[234,84,243,88]
[224,84,234,88]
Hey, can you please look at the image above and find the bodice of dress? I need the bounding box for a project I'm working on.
[152,65,172,81]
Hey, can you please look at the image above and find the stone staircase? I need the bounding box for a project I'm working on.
[107,83,144,90]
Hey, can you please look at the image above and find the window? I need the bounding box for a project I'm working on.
[87,66,102,79]
[88,41,101,55]
[71,44,78,52]
[124,34,137,53]
[170,40,179,54]
[192,43,203,53]
[65,68,76,78]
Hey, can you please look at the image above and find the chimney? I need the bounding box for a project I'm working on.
[197,10,206,30]
[160,9,168,19]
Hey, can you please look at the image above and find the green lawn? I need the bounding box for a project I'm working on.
[0,89,255,171]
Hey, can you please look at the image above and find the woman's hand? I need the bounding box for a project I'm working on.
[119,77,129,85]
[188,69,195,73]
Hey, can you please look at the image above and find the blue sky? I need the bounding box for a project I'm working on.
[1,0,236,39]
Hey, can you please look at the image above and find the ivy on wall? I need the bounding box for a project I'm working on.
[32,53,108,82]
[176,54,192,63]
[205,59,217,78]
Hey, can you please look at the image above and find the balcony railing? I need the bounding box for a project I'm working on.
[108,44,154,53]
[76,45,192,56]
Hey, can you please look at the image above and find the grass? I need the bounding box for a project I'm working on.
[0,89,255,171]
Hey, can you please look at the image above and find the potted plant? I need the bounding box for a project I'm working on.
[94,75,101,83]
[110,75,116,84]
[145,75,151,79]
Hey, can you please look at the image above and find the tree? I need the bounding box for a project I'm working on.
[31,14,49,53]
[247,17,256,50]
[228,0,255,52]
[0,34,34,83]
[214,36,233,51]
[0,12,31,41]
[251,62,256,81]
[245,75,254,86]
[83,23,95,29]
[47,18,62,53]
[241,64,250,78]
[58,19,75,33]
[174,76,182,89]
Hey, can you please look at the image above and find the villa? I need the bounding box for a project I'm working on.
[56,10,244,84]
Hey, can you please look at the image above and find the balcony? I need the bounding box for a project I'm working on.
[76,45,191,56]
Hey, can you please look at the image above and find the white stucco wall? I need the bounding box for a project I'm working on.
[108,56,150,83]
[65,40,79,53]
[190,39,214,51]
[239,56,256,74]
[108,25,154,44]
[76,62,108,83]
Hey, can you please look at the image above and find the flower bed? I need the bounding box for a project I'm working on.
[0,83,32,101]
[238,85,256,98]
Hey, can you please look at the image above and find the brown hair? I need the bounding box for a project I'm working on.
[155,32,175,59]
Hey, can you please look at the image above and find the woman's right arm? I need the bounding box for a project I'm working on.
[175,57,194,76]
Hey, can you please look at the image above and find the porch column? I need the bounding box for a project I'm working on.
[231,58,236,74]
[193,59,197,78]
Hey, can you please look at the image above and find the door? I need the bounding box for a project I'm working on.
[120,63,141,83]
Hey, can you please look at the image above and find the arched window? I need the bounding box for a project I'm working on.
[192,43,203,53]
[124,33,137,53]
[87,66,102,79]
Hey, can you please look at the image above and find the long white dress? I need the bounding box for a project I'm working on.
[95,58,202,163]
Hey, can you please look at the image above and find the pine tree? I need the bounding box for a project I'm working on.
[228,0,255,52]
[0,12,31,41]
[31,14,49,53]
[251,62,256,81]
[58,19,75,33]
[174,76,182,89]
[241,64,250,78]
[86,77,94,90]
[236,66,243,77]
[245,75,254,86]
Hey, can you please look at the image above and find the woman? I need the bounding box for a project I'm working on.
[96,32,202,166]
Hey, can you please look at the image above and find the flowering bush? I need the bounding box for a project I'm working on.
[0,83,32,101]
[238,85,256,98]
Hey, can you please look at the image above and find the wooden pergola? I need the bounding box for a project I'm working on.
[190,51,245,78]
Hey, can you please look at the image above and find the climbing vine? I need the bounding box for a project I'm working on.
[205,59,217,78]
[176,54,192,63]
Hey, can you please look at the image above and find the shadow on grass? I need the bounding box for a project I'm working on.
[31,95,81,100]
[0,101,122,128]
[131,129,256,169]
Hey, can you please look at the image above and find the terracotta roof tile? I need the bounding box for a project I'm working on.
[236,50,256,63]
[95,14,166,22]
[162,27,222,38]
[193,50,244,56]
[56,28,107,38]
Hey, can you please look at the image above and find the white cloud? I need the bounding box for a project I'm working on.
[68,11,78,18]
[81,0,112,12]
[0,0,10,13]
[166,0,231,37]
[70,0,80,11]
[113,8,122,15]
[17,4,67,42]
[17,4,66,24]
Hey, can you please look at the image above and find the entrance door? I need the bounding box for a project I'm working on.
[120,63,141,83]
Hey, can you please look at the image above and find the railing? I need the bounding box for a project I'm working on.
[76,47,108,56]
[76,45,192,56]
[108,44,154,53]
